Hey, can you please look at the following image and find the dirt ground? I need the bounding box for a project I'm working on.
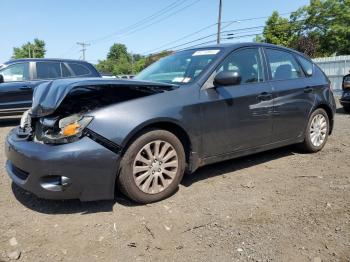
[0,104,349,262]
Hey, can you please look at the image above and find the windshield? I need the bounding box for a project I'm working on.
[135,49,221,84]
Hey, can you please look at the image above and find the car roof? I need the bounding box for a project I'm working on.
[183,42,308,58]
[3,58,92,65]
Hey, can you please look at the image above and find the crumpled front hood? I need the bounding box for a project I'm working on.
[30,77,176,117]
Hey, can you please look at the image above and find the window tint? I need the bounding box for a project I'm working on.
[266,49,303,80]
[61,63,72,77]
[36,62,61,79]
[69,63,90,76]
[0,63,30,82]
[218,48,264,84]
[297,56,313,76]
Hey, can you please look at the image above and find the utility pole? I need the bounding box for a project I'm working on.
[217,0,222,44]
[28,45,31,58]
[77,42,90,60]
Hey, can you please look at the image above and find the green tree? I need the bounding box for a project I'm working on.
[107,43,130,62]
[96,43,168,75]
[262,11,293,47]
[12,39,46,59]
[290,0,350,56]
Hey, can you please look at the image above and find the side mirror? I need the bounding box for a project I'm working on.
[214,71,241,87]
[0,74,4,84]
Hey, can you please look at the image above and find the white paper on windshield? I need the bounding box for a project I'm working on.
[172,77,185,82]
[192,50,220,56]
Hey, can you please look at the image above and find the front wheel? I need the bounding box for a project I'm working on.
[300,108,329,153]
[343,106,350,113]
[118,129,185,204]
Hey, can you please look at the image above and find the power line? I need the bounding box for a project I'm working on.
[143,23,217,54]
[89,0,201,45]
[101,0,202,43]
[90,0,190,44]
[142,11,294,55]
[147,18,308,56]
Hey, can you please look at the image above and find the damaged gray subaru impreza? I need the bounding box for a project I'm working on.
[5,43,336,203]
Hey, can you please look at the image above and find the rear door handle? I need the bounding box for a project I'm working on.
[304,87,313,93]
[20,85,32,90]
[257,92,273,101]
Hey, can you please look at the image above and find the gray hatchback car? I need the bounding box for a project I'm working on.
[5,43,336,203]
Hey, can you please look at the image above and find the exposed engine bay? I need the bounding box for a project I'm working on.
[18,81,176,144]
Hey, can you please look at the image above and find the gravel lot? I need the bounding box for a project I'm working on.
[0,104,349,262]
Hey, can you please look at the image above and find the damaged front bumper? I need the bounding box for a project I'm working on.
[5,127,121,201]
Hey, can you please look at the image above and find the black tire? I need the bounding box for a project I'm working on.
[343,106,350,113]
[300,108,329,153]
[117,129,185,204]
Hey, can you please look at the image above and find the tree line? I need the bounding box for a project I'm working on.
[255,0,350,57]
[10,0,350,74]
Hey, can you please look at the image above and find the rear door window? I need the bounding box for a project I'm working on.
[36,62,61,79]
[68,63,91,76]
[266,49,304,80]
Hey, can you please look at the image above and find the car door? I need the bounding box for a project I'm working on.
[0,62,35,115]
[264,48,315,142]
[200,47,273,157]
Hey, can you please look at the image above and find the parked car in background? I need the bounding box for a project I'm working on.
[0,59,100,117]
[5,43,336,204]
[340,72,350,113]
[100,72,117,79]
[117,74,135,79]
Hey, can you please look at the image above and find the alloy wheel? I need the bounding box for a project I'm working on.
[133,140,178,194]
[310,113,328,147]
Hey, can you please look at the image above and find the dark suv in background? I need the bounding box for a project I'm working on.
[0,59,100,117]
[340,72,350,113]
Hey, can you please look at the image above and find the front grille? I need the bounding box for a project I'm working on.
[10,163,29,181]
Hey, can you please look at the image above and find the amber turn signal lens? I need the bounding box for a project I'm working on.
[62,123,80,136]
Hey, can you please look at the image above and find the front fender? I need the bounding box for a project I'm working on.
[86,86,201,154]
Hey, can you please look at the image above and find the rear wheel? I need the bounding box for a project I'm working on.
[300,108,329,153]
[118,129,185,204]
[343,106,350,113]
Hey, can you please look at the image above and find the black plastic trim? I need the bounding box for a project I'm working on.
[84,129,122,154]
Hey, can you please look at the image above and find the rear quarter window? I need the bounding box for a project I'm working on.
[297,56,314,76]
[68,63,91,76]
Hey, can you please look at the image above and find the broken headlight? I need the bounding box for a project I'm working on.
[41,114,93,144]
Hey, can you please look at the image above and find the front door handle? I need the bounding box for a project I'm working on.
[304,87,313,93]
[257,92,273,101]
[20,85,32,90]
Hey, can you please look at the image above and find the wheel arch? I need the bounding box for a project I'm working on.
[313,103,334,135]
[120,118,195,171]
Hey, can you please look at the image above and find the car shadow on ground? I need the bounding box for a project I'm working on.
[12,145,297,215]
[336,107,349,115]
[0,118,19,127]
[182,146,296,187]
[11,183,138,215]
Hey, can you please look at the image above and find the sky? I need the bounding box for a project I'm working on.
[1,0,309,64]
